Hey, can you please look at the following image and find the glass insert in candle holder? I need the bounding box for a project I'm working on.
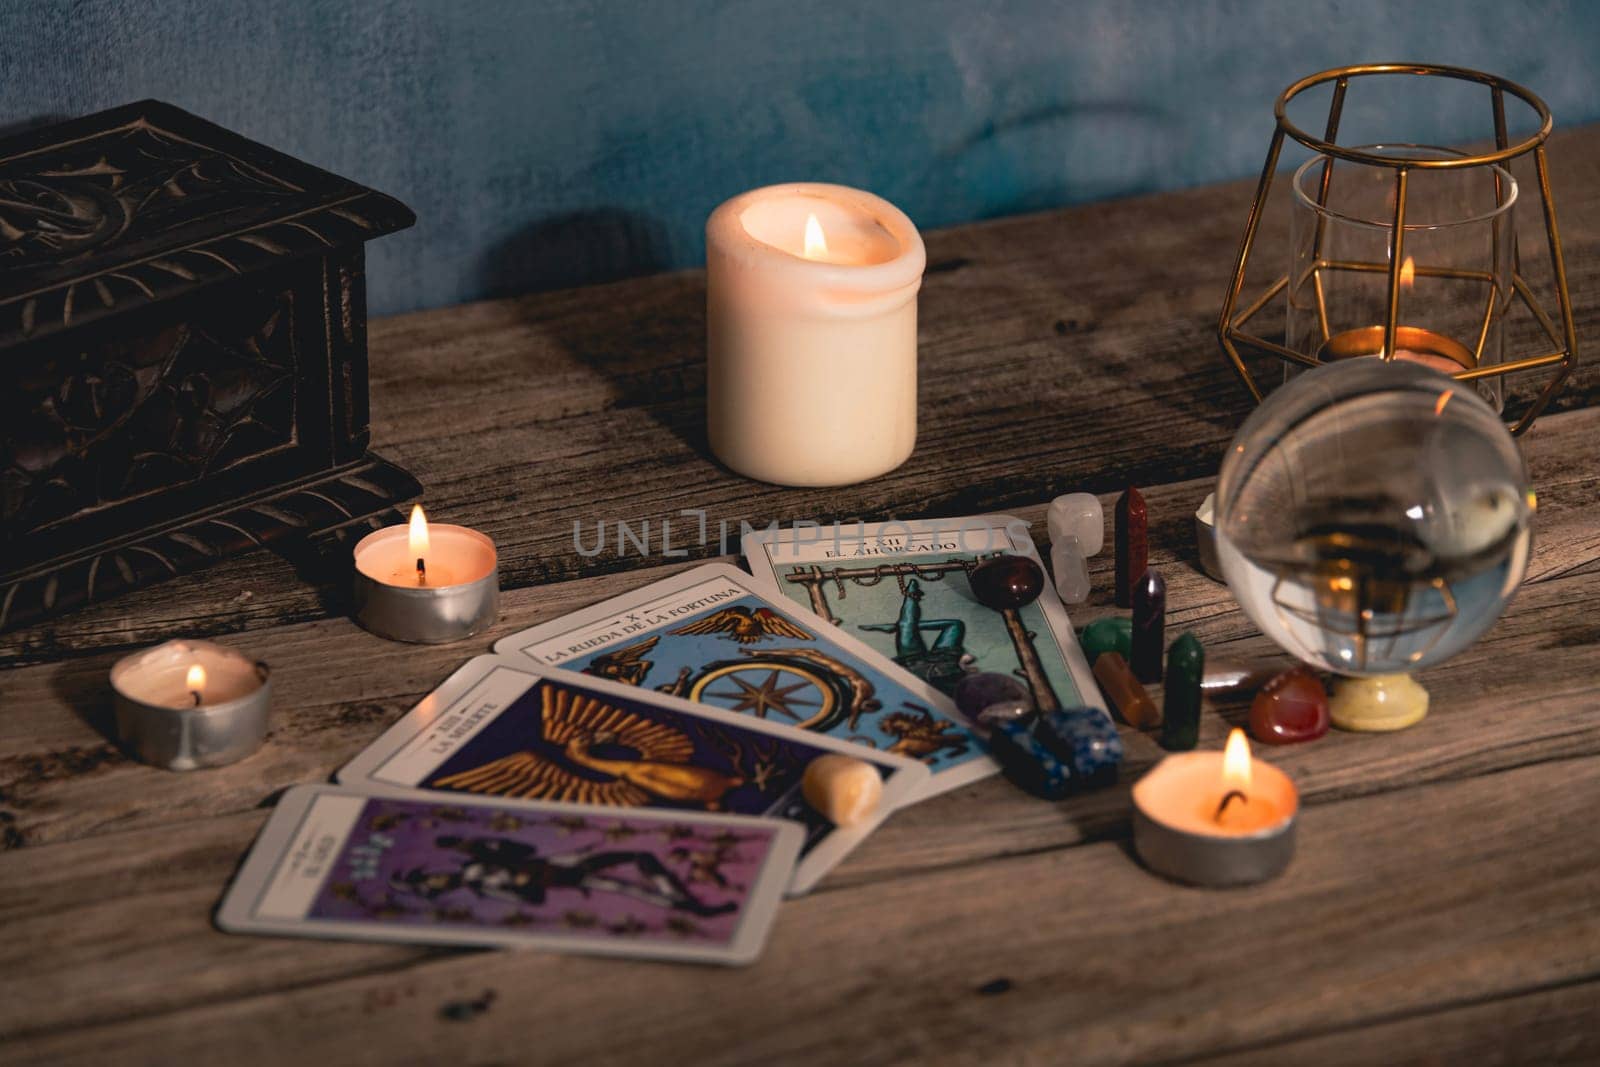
[1219,64,1578,436]
[1286,148,1514,411]
[1214,359,1532,676]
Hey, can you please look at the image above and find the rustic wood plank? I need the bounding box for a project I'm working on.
[1194,978,1600,1066]
[3,125,1598,1064]
[5,752,1597,1065]
[3,123,1597,666]
[4,402,1597,853]
[1,465,1597,1040]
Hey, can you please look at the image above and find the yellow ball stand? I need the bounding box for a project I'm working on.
[1329,674,1430,732]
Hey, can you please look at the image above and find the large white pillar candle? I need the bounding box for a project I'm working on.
[706,183,925,486]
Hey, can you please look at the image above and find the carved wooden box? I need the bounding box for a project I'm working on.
[0,101,420,630]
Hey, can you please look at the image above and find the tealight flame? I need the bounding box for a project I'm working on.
[1222,728,1253,792]
[1434,389,1454,416]
[1400,255,1415,288]
[803,212,828,260]
[409,503,430,559]
[186,663,206,700]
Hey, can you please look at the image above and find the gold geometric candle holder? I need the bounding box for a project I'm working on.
[1218,63,1578,434]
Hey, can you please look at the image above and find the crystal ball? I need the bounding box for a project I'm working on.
[1215,359,1533,676]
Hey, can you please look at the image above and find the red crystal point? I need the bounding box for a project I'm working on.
[1250,666,1330,745]
[1114,487,1147,608]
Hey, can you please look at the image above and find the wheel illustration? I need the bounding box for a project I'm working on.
[689,660,840,730]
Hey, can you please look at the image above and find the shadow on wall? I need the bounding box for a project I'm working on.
[0,114,68,140]
[933,99,1189,218]
[476,209,673,299]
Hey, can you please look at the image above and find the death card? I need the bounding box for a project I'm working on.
[338,656,928,893]
[743,516,1102,719]
[494,563,994,797]
[217,785,799,965]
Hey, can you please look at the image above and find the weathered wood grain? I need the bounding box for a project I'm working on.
[3,127,1599,1065]
[6,754,1597,1066]
[3,123,1596,667]
[1,417,1598,1049]
[1195,978,1600,1066]
[4,402,1597,855]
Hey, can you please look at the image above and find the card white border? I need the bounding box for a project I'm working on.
[493,562,998,799]
[742,514,1104,721]
[336,655,930,894]
[217,783,801,966]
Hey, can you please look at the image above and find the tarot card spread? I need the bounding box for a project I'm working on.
[217,785,799,965]
[338,658,928,894]
[494,563,994,797]
[743,517,1101,718]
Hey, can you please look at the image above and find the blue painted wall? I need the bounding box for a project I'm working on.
[3,0,1598,315]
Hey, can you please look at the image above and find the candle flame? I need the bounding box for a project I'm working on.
[803,212,828,260]
[1434,389,1454,416]
[186,663,206,696]
[1400,256,1415,288]
[1222,728,1253,791]
[409,503,430,559]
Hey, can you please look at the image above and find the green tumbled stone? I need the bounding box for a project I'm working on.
[1160,631,1205,751]
[1080,617,1132,667]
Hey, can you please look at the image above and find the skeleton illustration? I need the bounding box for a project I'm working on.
[391,834,736,918]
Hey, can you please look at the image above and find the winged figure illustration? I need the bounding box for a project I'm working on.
[432,685,750,809]
[670,606,814,645]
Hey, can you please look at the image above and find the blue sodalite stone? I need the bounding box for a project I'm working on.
[988,719,1069,799]
[1034,706,1123,791]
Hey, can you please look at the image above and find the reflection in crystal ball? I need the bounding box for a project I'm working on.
[1215,360,1533,676]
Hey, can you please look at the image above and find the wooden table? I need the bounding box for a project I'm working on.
[4,125,1600,1067]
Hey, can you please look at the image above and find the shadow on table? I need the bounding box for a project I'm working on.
[49,652,124,752]
[476,209,711,459]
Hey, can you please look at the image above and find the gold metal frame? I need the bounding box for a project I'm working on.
[1217,63,1578,434]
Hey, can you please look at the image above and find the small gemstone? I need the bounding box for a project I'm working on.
[1093,650,1160,729]
[800,754,884,826]
[969,554,1046,611]
[977,699,1036,728]
[1114,486,1148,608]
[1035,706,1123,788]
[1160,632,1205,752]
[954,671,1031,722]
[988,719,1069,799]
[1131,568,1167,683]
[1250,666,1330,744]
[1079,616,1132,666]
[1050,536,1092,604]
[1048,493,1104,555]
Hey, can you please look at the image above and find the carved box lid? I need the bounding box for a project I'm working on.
[0,99,415,349]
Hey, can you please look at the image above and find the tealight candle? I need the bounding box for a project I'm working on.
[352,504,498,643]
[1315,259,1475,377]
[110,639,272,770]
[1132,728,1298,886]
[706,182,926,486]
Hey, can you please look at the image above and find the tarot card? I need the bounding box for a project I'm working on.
[742,516,1103,719]
[337,656,928,894]
[494,563,994,798]
[217,784,799,965]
